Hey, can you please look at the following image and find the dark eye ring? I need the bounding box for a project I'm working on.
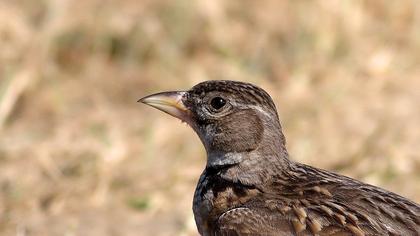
[210,97,226,110]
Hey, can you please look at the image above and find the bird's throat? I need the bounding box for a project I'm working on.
[206,149,290,186]
[207,151,245,168]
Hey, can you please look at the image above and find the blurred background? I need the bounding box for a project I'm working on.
[0,0,419,235]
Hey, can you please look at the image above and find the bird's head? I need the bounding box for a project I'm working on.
[139,80,287,168]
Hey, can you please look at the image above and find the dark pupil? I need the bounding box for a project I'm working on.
[210,97,226,110]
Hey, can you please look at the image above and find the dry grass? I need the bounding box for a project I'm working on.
[0,0,419,235]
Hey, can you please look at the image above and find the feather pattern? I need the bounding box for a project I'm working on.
[194,163,420,236]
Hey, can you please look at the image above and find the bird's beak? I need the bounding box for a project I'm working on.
[138,91,191,123]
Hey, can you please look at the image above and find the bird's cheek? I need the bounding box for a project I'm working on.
[209,110,264,153]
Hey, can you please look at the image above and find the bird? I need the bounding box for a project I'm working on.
[139,80,420,236]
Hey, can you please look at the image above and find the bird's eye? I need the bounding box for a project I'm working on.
[210,97,226,110]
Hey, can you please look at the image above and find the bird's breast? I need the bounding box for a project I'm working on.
[193,171,260,235]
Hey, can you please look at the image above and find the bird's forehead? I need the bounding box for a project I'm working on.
[190,80,258,95]
[189,80,277,110]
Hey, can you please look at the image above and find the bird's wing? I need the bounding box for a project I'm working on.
[215,207,294,236]
[215,165,420,236]
[215,207,360,236]
[272,164,420,235]
[214,186,420,235]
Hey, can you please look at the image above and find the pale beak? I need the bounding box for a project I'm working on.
[138,91,191,123]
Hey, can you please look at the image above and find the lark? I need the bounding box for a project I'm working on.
[140,80,420,236]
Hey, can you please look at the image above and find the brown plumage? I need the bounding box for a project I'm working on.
[139,80,420,236]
